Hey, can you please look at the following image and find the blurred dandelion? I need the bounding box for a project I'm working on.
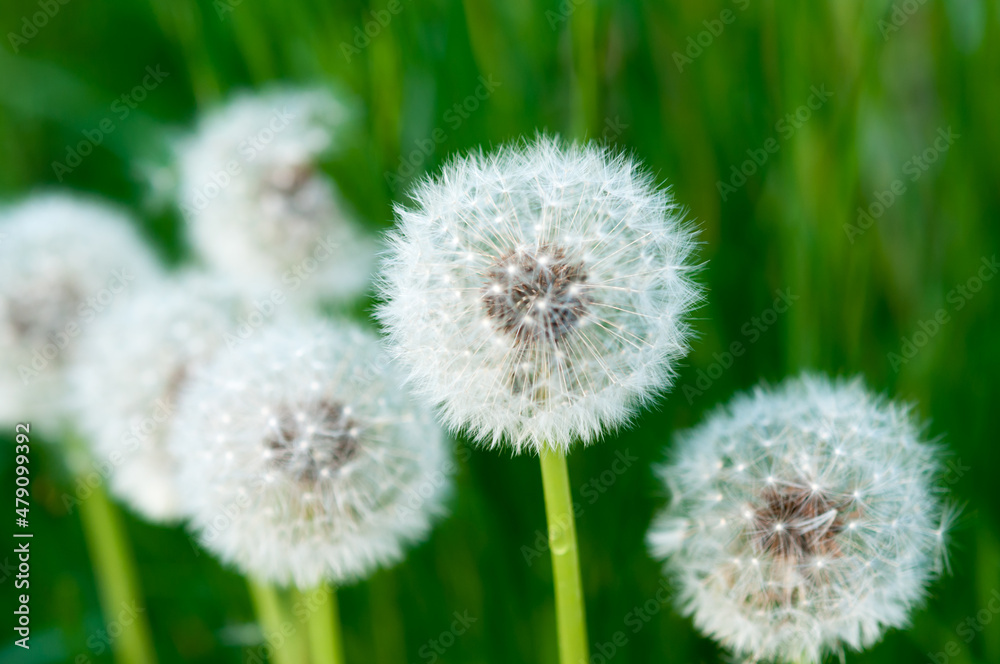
[174,86,375,303]
[70,272,244,522]
[0,192,164,664]
[170,318,452,663]
[648,374,955,664]
[0,193,161,431]
[172,317,450,584]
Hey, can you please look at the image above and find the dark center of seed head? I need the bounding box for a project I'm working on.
[264,399,360,483]
[752,486,851,561]
[5,279,82,344]
[266,163,315,197]
[481,244,589,344]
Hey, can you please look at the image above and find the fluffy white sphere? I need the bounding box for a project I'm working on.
[648,374,954,664]
[0,193,161,429]
[69,273,244,522]
[170,319,452,588]
[175,86,375,303]
[379,136,701,454]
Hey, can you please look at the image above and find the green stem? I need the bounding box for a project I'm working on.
[539,446,589,664]
[248,580,306,664]
[307,585,345,664]
[78,483,158,664]
[368,573,405,664]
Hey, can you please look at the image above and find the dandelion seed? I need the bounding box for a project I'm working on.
[647,374,955,664]
[169,318,451,588]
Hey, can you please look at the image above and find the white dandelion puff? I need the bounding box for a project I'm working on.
[69,272,244,522]
[378,136,701,454]
[647,374,955,664]
[175,86,375,303]
[0,193,161,429]
[169,318,451,588]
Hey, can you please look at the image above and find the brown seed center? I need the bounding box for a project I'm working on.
[752,486,852,561]
[4,279,82,345]
[264,399,360,483]
[481,244,589,344]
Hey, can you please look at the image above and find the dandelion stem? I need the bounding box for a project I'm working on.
[307,585,346,664]
[248,580,305,664]
[539,445,589,664]
[78,481,158,664]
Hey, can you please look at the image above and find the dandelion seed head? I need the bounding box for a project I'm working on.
[175,86,374,303]
[170,319,451,588]
[69,272,241,521]
[647,374,954,664]
[0,193,160,428]
[378,136,701,453]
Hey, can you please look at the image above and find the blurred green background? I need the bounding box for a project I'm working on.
[1,0,998,662]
